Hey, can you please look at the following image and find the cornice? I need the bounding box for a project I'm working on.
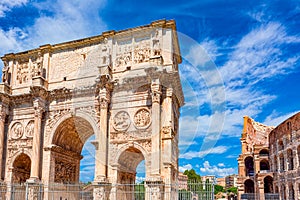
[1,19,179,60]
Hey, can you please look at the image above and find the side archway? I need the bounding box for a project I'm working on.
[11,153,31,183]
[114,142,149,183]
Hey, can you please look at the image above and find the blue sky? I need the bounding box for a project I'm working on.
[0,0,299,182]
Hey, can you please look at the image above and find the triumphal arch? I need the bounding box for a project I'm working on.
[0,20,184,199]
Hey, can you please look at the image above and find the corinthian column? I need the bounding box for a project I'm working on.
[0,104,7,180]
[150,79,162,176]
[94,87,110,182]
[29,98,44,181]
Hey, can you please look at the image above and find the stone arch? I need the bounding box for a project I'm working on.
[244,179,254,193]
[49,112,98,183]
[244,156,254,176]
[263,176,273,193]
[11,153,31,183]
[49,111,99,146]
[279,153,284,171]
[259,149,269,156]
[114,142,149,183]
[287,148,294,170]
[9,149,33,169]
[260,159,270,171]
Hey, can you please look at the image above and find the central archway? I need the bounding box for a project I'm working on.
[50,115,96,183]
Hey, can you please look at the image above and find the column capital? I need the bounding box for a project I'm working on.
[33,98,45,118]
[166,88,173,98]
[99,88,110,109]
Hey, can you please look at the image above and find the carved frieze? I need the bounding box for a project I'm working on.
[2,60,9,83]
[94,187,105,200]
[54,159,76,183]
[10,122,23,139]
[113,111,131,131]
[25,120,34,138]
[134,108,151,129]
[46,109,71,130]
[134,42,151,64]
[16,59,30,84]
[31,52,43,77]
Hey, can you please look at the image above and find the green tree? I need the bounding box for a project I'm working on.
[227,186,238,194]
[214,184,224,195]
[183,169,201,182]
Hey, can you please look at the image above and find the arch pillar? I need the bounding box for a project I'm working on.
[150,79,161,176]
[0,102,8,180]
[93,76,113,200]
[29,98,45,182]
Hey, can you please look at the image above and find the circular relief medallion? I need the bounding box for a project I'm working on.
[25,120,34,138]
[113,111,131,131]
[11,122,23,139]
[134,108,151,129]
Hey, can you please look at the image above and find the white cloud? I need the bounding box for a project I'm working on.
[0,0,107,58]
[179,146,228,159]
[0,0,28,17]
[263,110,299,127]
[179,21,300,148]
[217,163,225,167]
[200,161,236,177]
[179,164,193,172]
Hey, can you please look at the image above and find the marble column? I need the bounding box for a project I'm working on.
[29,98,44,181]
[150,79,161,176]
[93,87,111,200]
[0,104,7,180]
[94,87,110,181]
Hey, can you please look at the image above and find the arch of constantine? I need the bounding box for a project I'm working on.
[0,20,184,199]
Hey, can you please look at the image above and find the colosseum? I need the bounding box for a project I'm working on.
[238,112,300,200]
[237,116,274,200]
[269,112,300,200]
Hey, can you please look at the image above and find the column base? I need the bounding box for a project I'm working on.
[93,181,111,200]
[27,177,40,183]
[145,178,165,200]
[26,179,43,200]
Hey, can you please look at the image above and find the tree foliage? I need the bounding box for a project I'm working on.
[227,186,238,194]
[214,184,225,195]
[183,169,201,182]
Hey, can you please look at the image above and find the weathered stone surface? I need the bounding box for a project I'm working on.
[0,19,184,200]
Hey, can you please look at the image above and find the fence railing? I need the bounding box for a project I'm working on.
[241,193,280,200]
[0,180,215,200]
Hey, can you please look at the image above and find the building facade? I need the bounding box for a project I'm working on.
[217,177,226,188]
[237,116,274,199]
[269,112,300,200]
[0,20,184,200]
[225,174,238,189]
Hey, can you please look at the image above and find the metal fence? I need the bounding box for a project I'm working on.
[241,193,280,200]
[0,180,214,200]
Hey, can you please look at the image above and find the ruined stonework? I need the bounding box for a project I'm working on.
[0,20,184,200]
[237,116,274,200]
[269,112,300,200]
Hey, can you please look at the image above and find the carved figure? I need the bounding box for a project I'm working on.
[32,52,43,77]
[113,111,131,131]
[134,109,151,128]
[152,30,161,56]
[11,122,23,139]
[25,120,34,138]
